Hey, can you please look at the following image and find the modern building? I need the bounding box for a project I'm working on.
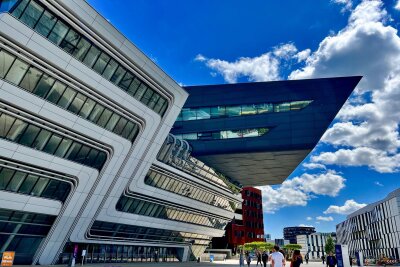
[297,232,336,259]
[336,189,400,260]
[284,226,316,244]
[0,0,359,265]
[212,187,264,253]
[275,239,291,247]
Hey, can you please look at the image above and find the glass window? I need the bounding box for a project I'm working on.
[121,121,135,140]
[126,77,141,95]
[65,143,82,161]
[60,28,80,54]
[42,134,62,154]
[46,81,67,104]
[74,145,91,163]
[148,93,160,109]
[182,133,197,140]
[113,117,127,135]
[196,107,211,120]
[82,45,101,68]
[18,124,41,147]
[6,119,27,141]
[241,104,257,115]
[88,104,105,123]
[93,152,107,169]
[48,20,69,45]
[181,108,195,121]
[257,103,273,114]
[153,98,166,114]
[92,52,110,74]
[10,0,29,18]
[41,179,59,199]
[274,102,290,112]
[54,138,72,157]
[31,177,48,196]
[105,113,120,131]
[0,113,16,138]
[242,128,258,138]
[34,10,57,37]
[6,171,26,192]
[5,58,29,85]
[73,37,91,61]
[0,50,16,79]
[290,100,312,110]
[226,105,241,117]
[118,72,134,91]
[67,93,86,114]
[19,0,44,28]
[97,108,112,127]
[84,148,99,166]
[0,168,15,190]
[32,73,55,98]
[258,128,269,136]
[31,129,51,150]
[141,88,154,105]
[19,66,43,92]
[110,66,126,85]
[159,100,168,115]
[18,174,38,194]
[134,83,147,100]
[102,59,118,80]
[198,132,212,140]
[57,87,76,109]
[78,98,96,119]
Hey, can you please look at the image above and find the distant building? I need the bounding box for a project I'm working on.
[297,232,336,259]
[336,189,400,260]
[284,226,316,244]
[275,239,290,247]
[212,187,264,253]
[265,233,272,240]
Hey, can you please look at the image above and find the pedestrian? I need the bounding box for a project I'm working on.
[291,250,303,267]
[262,250,268,267]
[257,251,262,266]
[246,251,252,267]
[326,252,337,267]
[322,255,326,264]
[240,250,245,267]
[305,254,309,264]
[349,256,353,267]
[271,245,286,267]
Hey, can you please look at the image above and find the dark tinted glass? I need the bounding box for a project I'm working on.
[92,52,110,74]
[5,58,29,84]
[0,113,16,137]
[6,119,27,141]
[57,87,76,108]
[48,20,69,45]
[42,134,62,154]
[18,174,38,194]
[67,93,86,114]
[32,74,55,98]
[73,37,91,61]
[82,45,100,68]
[31,129,51,150]
[0,50,16,78]
[18,124,41,146]
[19,66,43,92]
[34,10,57,37]
[19,1,43,28]
[46,81,66,104]
[53,138,72,157]
[0,168,15,190]
[102,59,118,80]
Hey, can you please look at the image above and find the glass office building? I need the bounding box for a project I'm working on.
[0,0,359,264]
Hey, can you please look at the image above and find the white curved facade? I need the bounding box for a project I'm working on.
[0,0,241,264]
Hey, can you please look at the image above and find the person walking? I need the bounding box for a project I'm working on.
[291,250,303,267]
[305,254,309,264]
[240,250,245,267]
[326,252,337,267]
[262,251,268,267]
[349,256,353,267]
[322,255,326,265]
[257,251,262,266]
[271,245,286,267]
[246,251,252,267]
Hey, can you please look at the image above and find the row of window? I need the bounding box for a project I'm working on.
[244,190,262,200]
[59,243,180,264]
[176,100,313,122]
[245,210,263,219]
[10,0,169,116]
[116,196,228,230]
[0,48,139,142]
[0,110,107,170]
[243,199,262,209]
[245,221,264,229]
[0,208,56,265]
[175,127,269,141]
[144,170,236,212]
[0,163,71,202]
[90,221,211,244]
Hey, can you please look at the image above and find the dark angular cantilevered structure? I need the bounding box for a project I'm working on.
[172,76,361,186]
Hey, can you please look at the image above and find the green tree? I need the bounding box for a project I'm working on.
[283,244,302,259]
[241,242,275,252]
[325,235,335,254]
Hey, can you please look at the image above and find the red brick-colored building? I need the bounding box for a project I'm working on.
[225,187,265,253]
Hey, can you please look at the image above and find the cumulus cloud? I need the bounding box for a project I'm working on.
[295,49,311,63]
[332,0,353,12]
[194,43,298,83]
[324,199,367,215]
[303,163,326,170]
[395,1,400,10]
[306,216,313,221]
[316,216,334,221]
[299,224,314,227]
[259,170,346,213]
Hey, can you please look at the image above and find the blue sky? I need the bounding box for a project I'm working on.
[87,0,400,239]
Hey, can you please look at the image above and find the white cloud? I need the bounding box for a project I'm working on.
[324,199,367,215]
[332,0,353,12]
[194,43,298,83]
[299,224,314,227]
[303,162,326,170]
[259,170,346,213]
[306,216,313,221]
[374,181,384,187]
[316,216,334,221]
[295,49,311,63]
[395,1,400,10]
[312,147,400,173]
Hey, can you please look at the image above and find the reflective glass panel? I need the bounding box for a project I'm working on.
[19,66,43,92]
[226,106,241,117]
[0,113,16,137]
[102,59,118,80]
[31,129,51,150]
[274,102,290,112]
[97,108,112,127]
[82,45,101,68]
[182,108,196,121]
[48,20,69,45]
[78,98,96,119]
[105,113,120,131]
[0,50,16,79]
[5,58,29,84]
[18,174,38,194]
[53,138,72,157]
[32,74,55,98]
[46,81,66,104]
[57,87,76,108]
[241,104,257,115]
[18,124,41,146]
[73,37,91,61]
[92,52,110,74]
[60,28,80,54]
[34,10,56,37]
[67,93,86,114]
[19,1,43,28]
[6,119,27,141]
[42,134,62,154]
[6,171,26,192]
